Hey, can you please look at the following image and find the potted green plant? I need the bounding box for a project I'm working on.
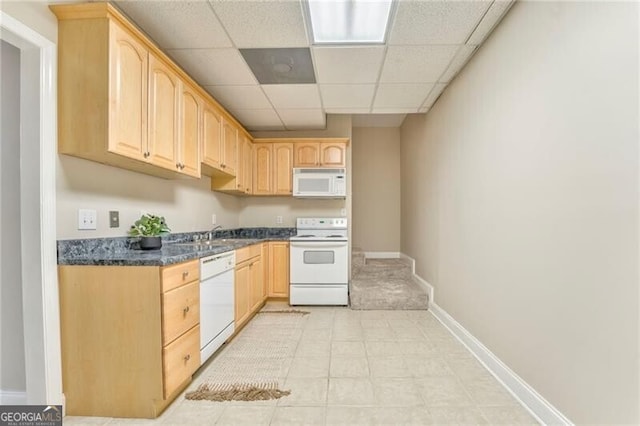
[128,213,171,250]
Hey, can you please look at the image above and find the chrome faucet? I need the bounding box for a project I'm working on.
[207,225,223,241]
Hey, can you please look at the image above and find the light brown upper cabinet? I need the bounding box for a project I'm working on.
[252,143,293,196]
[293,140,347,167]
[253,144,273,195]
[52,3,262,179]
[148,54,179,172]
[210,132,251,195]
[178,84,201,178]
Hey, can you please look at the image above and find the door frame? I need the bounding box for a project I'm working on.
[0,11,62,405]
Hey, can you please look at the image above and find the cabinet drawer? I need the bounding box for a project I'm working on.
[162,281,200,345]
[235,244,261,264]
[161,259,199,292]
[162,325,200,399]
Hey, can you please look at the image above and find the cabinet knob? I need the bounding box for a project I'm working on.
[176,163,180,169]
[143,152,149,158]
[183,306,190,316]
[182,271,189,280]
[183,354,191,362]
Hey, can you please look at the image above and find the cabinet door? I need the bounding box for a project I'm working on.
[179,84,201,178]
[253,144,272,195]
[293,142,319,167]
[273,143,293,195]
[221,120,238,176]
[201,104,222,173]
[108,22,148,160]
[234,262,250,326]
[320,142,346,167]
[148,55,179,171]
[243,138,253,194]
[269,242,290,298]
[249,257,263,312]
[261,243,269,301]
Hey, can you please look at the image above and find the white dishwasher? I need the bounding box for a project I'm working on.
[200,251,235,365]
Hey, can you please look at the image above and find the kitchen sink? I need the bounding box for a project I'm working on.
[170,238,246,247]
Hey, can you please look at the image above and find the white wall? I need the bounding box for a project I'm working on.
[1,39,27,393]
[352,127,400,252]
[57,156,242,239]
[400,1,639,423]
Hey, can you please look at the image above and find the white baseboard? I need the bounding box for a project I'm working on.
[399,253,433,303]
[429,303,572,425]
[0,390,28,405]
[363,251,401,259]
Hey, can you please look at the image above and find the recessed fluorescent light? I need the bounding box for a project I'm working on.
[306,0,394,44]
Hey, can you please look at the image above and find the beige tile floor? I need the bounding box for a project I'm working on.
[64,303,539,425]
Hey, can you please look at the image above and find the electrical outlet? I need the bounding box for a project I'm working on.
[109,211,120,228]
[212,214,217,225]
[276,215,283,225]
[78,209,97,230]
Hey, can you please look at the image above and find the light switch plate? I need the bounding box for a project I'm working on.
[78,209,97,230]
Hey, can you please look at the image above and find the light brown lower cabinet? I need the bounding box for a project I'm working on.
[234,244,266,330]
[57,260,200,418]
[268,241,290,298]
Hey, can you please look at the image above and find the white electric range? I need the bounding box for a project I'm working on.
[289,217,349,306]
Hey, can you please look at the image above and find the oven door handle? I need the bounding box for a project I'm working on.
[290,241,348,249]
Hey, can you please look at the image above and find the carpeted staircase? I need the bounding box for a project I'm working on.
[350,248,429,310]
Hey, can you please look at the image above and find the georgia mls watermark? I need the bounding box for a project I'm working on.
[0,405,62,426]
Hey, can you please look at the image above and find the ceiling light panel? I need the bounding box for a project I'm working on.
[211,1,309,48]
[114,1,232,49]
[380,45,459,83]
[319,84,376,109]
[388,0,492,45]
[262,85,322,109]
[307,0,394,44]
[313,46,385,84]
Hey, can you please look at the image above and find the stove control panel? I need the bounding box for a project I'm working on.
[296,217,348,229]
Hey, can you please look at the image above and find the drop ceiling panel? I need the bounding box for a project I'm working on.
[313,46,385,84]
[262,85,322,109]
[379,45,459,83]
[388,0,492,45]
[205,85,272,111]
[371,107,420,114]
[352,114,407,128]
[439,45,477,83]
[319,84,376,109]
[167,48,257,86]
[277,109,326,130]
[324,107,371,114]
[467,1,514,45]
[115,1,232,49]
[210,1,309,48]
[373,84,434,109]
[420,83,447,112]
[231,109,284,131]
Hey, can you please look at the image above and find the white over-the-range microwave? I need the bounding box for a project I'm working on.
[292,168,346,198]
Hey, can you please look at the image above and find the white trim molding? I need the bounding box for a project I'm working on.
[0,390,28,405]
[399,253,434,303]
[429,303,573,425]
[363,251,401,259]
[1,11,63,406]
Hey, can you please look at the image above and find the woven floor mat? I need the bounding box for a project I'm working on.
[186,312,307,402]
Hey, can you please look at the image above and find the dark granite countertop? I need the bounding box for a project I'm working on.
[57,227,295,266]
